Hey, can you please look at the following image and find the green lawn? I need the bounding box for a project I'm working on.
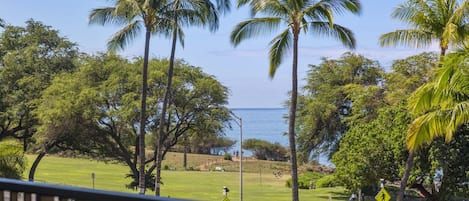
[25,155,348,201]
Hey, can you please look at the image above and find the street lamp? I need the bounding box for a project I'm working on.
[229,111,243,201]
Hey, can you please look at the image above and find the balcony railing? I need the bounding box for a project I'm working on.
[0,178,191,201]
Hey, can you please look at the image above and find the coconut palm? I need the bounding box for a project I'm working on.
[380,1,469,199]
[153,0,226,196]
[89,0,168,194]
[380,0,469,57]
[407,53,469,151]
[230,0,360,200]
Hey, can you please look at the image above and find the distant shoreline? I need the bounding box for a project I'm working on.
[230,107,287,110]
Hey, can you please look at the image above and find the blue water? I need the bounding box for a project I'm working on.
[226,108,289,147]
[224,108,330,166]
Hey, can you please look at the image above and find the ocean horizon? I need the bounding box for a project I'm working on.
[224,108,331,166]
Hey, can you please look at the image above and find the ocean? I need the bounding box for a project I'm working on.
[224,108,330,166]
[226,108,289,147]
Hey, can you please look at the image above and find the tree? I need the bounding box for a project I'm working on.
[0,139,26,179]
[89,1,168,194]
[296,53,384,162]
[0,20,78,149]
[230,1,360,200]
[243,139,288,161]
[379,0,469,57]
[154,0,228,195]
[35,54,230,191]
[407,52,469,151]
[379,1,469,198]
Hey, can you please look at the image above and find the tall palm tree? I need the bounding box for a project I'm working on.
[89,0,166,194]
[380,0,469,57]
[230,0,360,200]
[154,0,225,196]
[379,1,469,199]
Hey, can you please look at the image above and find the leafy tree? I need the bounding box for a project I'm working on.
[89,0,171,193]
[154,0,229,194]
[230,0,361,199]
[243,138,288,161]
[34,54,230,190]
[0,139,26,179]
[329,52,436,199]
[332,105,411,193]
[379,0,469,57]
[296,53,384,162]
[0,20,78,149]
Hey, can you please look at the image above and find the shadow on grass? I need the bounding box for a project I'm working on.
[317,190,349,201]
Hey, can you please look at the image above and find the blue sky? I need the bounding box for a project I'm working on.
[0,0,437,108]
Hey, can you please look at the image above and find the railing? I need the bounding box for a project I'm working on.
[0,178,191,201]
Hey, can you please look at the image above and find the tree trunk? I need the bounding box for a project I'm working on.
[289,32,300,201]
[397,151,414,201]
[155,20,178,196]
[183,136,188,169]
[138,28,151,195]
[28,151,46,181]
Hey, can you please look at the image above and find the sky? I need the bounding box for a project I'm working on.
[0,0,438,108]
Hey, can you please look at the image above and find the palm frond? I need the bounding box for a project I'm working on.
[379,29,433,48]
[407,84,437,116]
[268,29,292,78]
[309,21,356,49]
[406,109,452,151]
[316,0,361,15]
[89,7,130,26]
[230,18,281,46]
[108,21,143,52]
[304,2,333,26]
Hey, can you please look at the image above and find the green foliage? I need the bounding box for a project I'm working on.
[223,152,232,161]
[315,175,339,188]
[36,53,230,190]
[332,105,411,192]
[286,172,325,189]
[243,138,288,161]
[0,139,27,179]
[379,0,469,55]
[0,19,78,144]
[407,52,469,151]
[296,52,385,162]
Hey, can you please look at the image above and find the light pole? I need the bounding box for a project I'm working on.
[229,111,243,201]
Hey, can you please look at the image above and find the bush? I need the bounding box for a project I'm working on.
[316,175,339,188]
[286,172,324,189]
[223,152,232,160]
[0,140,27,179]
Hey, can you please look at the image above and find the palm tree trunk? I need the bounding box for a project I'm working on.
[155,24,178,197]
[289,32,300,201]
[138,28,151,195]
[397,151,414,201]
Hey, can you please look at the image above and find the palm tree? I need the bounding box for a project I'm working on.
[405,52,469,200]
[406,53,469,151]
[154,0,226,196]
[379,1,469,199]
[89,0,166,194]
[230,0,360,200]
[380,0,469,57]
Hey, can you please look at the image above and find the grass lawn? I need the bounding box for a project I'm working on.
[24,154,348,201]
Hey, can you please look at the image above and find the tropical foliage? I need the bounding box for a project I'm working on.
[379,0,469,56]
[231,0,360,199]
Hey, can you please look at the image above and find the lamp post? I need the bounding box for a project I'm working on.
[229,111,243,201]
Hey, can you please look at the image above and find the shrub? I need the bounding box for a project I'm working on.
[223,152,232,160]
[316,175,339,188]
[286,172,324,189]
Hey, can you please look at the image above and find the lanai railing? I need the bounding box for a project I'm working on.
[0,178,191,201]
